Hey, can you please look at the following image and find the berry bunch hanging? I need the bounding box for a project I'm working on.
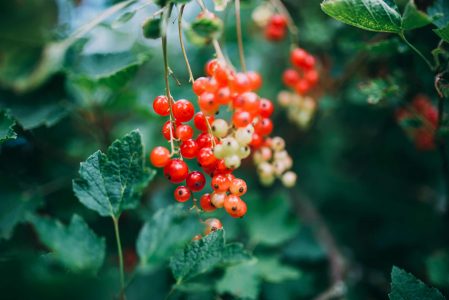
[396,94,438,150]
[277,91,317,128]
[252,3,289,42]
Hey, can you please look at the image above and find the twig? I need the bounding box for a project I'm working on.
[235,0,247,72]
[112,217,126,300]
[177,4,195,83]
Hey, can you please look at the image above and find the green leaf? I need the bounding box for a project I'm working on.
[427,252,449,288]
[321,0,402,33]
[28,214,106,273]
[434,24,449,43]
[256,257,300,283]
[112,10,137,28]
[73,130,155,218]
[427,0,449,28]
[169,230,251,282]
[216,261,260,300]
[0,112,17,143]
[0,190,41,239]
[142,17,162,39]
[402,1,432,30]
[244,192,300,246]
[136,205,202,269]
[389,266,445,300]
[191,14,224,39]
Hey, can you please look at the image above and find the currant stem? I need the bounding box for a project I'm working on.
[399,31,435,71]
[270,0,299,47]
[178,4,195,83]
[235,0,247,72]
[112,216,126,300]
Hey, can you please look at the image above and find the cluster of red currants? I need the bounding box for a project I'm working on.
[265,14,288,41]
[282,48,319,95]
[396,95,438,150]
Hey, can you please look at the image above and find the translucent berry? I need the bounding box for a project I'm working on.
[176,124,194,141]
[193,77,209,95]
[204,218,223,235]
[173,99,194,122]
[259,98,274,118]
[281,171,297,188]
[211,119,229,138]
[229,178,247,196]
[211,174,231,192]
[174,186,191,202]
[150,146,170,168]
[197,147,218,167]
[180,139,199,159]
[210,192,226,208]
[164,159,189,183]
[235,127,253,145]
[200,193,216,212]
[224,155,241,169]
[233,110,252,128]
[194,112,214,132]
[153,95,170,116]
[186,171,206,192]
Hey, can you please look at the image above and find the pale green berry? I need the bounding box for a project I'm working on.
[224,155,241,169]
[273,160,287,176]
[260,174,275,186]
[274,150,288,161]
[277,91,292,107]
[281,171,297,188]
[283,156,293,169]
[222,137,239,154]
[271,137,285,152]
[235,127,253,145]
[237,146,251,159]
[258,162,273,176]
[210,192,226,208]
[211,119,229,138]
[213,144,226,159]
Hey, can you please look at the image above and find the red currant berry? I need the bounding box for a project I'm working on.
[265,24,285,41]
[247,71,262,91]
[180,139,199,159]
[303,54,316,70]
[259,98,274,118]
[174,186,191,202]
[162,120,180,140]
[153,95,170,116]
[283,69,300,87]
[186,171,206,192]
[200,193,216,212]
[250,133,263,148]
[194,112,214,131]
[215,87,232,105]
[291,48,307,68]
[198,92,219,115]
[305,69,319,86]
[164,159,189,183]
[255,118,273,136]
[196,132,217,149]
[233,110,253,128]
[230,72,251,93]
[229,178,247,196]
[294,79,311,94]
[173,99,194,122]
[211,174,231,192]
[176,124,194,142]
[193,77,209,96]
[150,146,170,168]
[206,59,219,76]
[270,14,287,27]
[204,218,223,235]
[241,92,260,115]
[197,147,218,167]
[224,195,247,218]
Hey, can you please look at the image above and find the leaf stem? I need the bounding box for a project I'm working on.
[235,0,246,72]
[399,31,434,71]
[178,4,195,83]
[112,216,125,300]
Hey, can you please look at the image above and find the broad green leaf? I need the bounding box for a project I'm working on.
[169,230,251,282]
[0,190,41,239]
[256,257,300,283]
[136,205,201,269]
[321,0,402,33]
[73,130,155,218]
[389,266,445,300]
[244,192,300,246]
[28,214,106,273]
[402,1,432,30]
[427,252,449,287]
[216,261,260,300]
[0,112,17,143]
[434,24,449,43]
[427,0,449,28]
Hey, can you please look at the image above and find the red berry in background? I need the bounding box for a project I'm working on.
[180,139,199,159]
[197,147,218,167]
[250,133,263,148]
[303,54,316,70]
[193,77,209,95]
[283,69,300,87]
[291,48,307,68]
[426,107,438,126]
[174,186,191,202]
[216,87,232,105]
[194,112,214,131]
[233,110,252,128]
[247,71,262,91]
[214,64,229,86]
[176,124,194,141]
[173,99,194,122]
[200,193,216,212]
[413,95,431,113]
[265,24,285,41]
[211,174,231,192]
[241,92,260,115]
[294,79,310,94]
[305,69,319,86]
[153,95,170,116]
[186,171,206,192]
[150,146,170,168]
[259,98,274,118]
[164,159,189,183]
[415,131,435,150]
[270,14,287,27]
[205,77,219,93]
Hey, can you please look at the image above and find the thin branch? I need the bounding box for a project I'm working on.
[235,0,247,72]
[112,217,126,300]
[177,4,195,83]
[269,0,299,47]
[399,31,435,71]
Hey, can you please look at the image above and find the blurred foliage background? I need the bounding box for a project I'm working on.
[0,0,449,299]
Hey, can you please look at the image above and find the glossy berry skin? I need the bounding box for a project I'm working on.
[230,199,247,218]
[173,99,194,122]
[247,71,262,91]
[194,112,214,132]
[174,186,191,202]
[197,147,218,167]
[176,124,193,141]
[231,73,251,93]
[196,133,217,149]
[265,24,285,41]
[255,118,273,136]
[229,178,247,196]
[200,193,216,212]
[204,218,223,235]
[259,98,274,118]
[291,48,307,68]
[283,69,300,87]
[164,159,189,183]
[186,171,206,192]
[193,77,209,95]
[199,92,219,115]
[162,120,180,140]
[224,195,247,218]
[233,110,253,128]
[180,139,199,159]
[211,174,231,192]
[153,95,170,116]
[150,146,170,168]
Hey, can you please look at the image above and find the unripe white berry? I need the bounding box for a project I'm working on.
[211,119,229,138]
[271,137,285,152]
[260,174,275,186]
[278,91,292,107]
[224,155,241,169]
[281,171,297,188]
[274,150,288,161]
[213,144,226,159]
[235,127,253,145]
[283,156,293,169]
[273,160,287,176]
[210,192,226,208]
[221,137,239,153]
[237,146,251,159]
[258,162,274,176]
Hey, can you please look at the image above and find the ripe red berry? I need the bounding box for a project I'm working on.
[173,99,194,122]
[294,79,311,94]
[176,124,194,141]
[216,87,232,105]
[162,120,180,140]
[247,71,262,91]
[241,92,260,115]
[194,112,214,131]
[255,118,273,136]
[305,70,319,86]
[233,110,253,128]
[224,195,247,218]
[291,48,307,68]
[164,159,189,183]
[150,146,170,168]
[197,147,218,167]
[153,95,170,116]
[211,174,231,192]
[196,132,217,149]
[270,14,287,27]
[180,139,199,159]
[186,171,206,192]
[206,59,219,76]
[200,193,216,212]
[229,178,247,196]
[283,69,300,87]
[250,133,263,148]
[230,72,251,93]
[303,54,316,70]
[265,24,285,41]
[259,98,274,118]
[174,186,191,202]
[198,92,219,115]
[193,77,209,95]
[204,218,223,235]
